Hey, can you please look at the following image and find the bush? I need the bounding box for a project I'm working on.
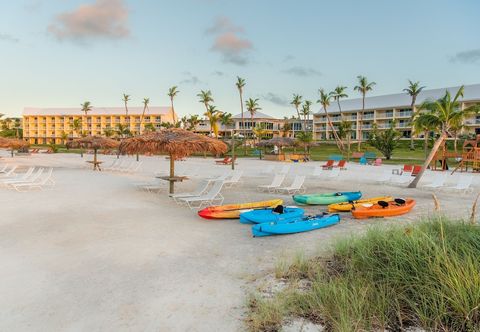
[247,217,480,331]
[367,124,401,159]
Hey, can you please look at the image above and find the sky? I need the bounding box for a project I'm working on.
[0,0,479,118]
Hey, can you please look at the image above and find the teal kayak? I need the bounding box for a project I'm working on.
[293,191,362,205]
[239,207,304,224]
[252,214,340,237]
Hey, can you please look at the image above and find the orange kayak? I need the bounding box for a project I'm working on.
[198,199,283,219]
[351,198,415,219]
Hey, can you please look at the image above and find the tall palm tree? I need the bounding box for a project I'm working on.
[411,111,435,159]
[408,86,480,188]
[330,86,348,119]
[290,94,303,135]
[301,100,312,133]
[116,123,131,138]
[220,112,234,128]
[245,98,261,140]
[103,128,115,137]
[60,131,68,145]
[140,97,150,134]
[71,118,83,156]
[354,75,376,151]
[197,90,214,113]
[122,94,130,117]
[187,114,200,131]
[204,105,222,137]
[168,86,179,123]
[80,101,92,135]
[403,80,426,150]
[235,77,247,154]
[317,89,344,151]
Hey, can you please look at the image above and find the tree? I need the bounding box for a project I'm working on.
[219,112,234,132]
[235,77,247,154]
[140,97,150,134]
[290,94,302,137]
[143,123,156,132]
[296,131,313,153]
[60,131,68,145]
[80,101,92,135]
[103,128,115,137]
[411,112,436,159]
[354,75,376,151]
[246,98,261,140]
[187,114,200,131]
[72,118,82,137]
[281,122,292,137]
[408,86,480,188]
[122,93,130,117]
[252,123,268,144]
[403,80,426,150]
[168,86,179,123]
[116,123,131,138]
[317,88,344,151]
[301,100,312,132]
[338,120,353,160]
[330,86,348,119]
[367,122,400,160]
[197,90,214,113]
[204,105,222,137]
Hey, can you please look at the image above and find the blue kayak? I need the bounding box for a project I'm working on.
[252,214,340,237]
[239,207,304,224]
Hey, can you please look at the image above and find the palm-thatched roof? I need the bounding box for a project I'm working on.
[119,128,228,157]
[66,136,120,150]
[0,137,29,149]
[257,137,297,147]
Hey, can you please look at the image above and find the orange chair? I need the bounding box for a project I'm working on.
[322,160,334,169]
[333,160,347,169]
[402,164,413,173]
[215,157,232,165]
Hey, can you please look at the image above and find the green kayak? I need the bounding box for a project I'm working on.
[293,191,362,205]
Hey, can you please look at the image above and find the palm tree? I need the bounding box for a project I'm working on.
[204,105,222,137]
[197,90,214,113]
[140,97,150,134]
[354,75,376,151]
[72,118,83,157]
[403,80,426,150]
[290,94,302,135]
[317,89,344,151]
[301,100,312,133]
[408,86,480,188]
[103,128,115,137]
[122,93,130,117]
[252,123,268,144]
[116,123,131,138]
[60,131,68,145]
[168,86,179,123]
[245,98,261,141]
[143,123,156,132]
[411,112,435,159]
[220,112,234,130]
[235,77,247,154]
[330,86,348,119]
[187,114,200,131]
[338,120,353,161]
[80,101,92,134]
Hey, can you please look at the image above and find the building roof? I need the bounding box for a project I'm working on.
[232,111,276,120]
[22,106,172,116]
[314,83,480,115]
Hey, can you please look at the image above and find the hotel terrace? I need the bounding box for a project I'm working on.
[313,84,480,141]
[194,111,313,139]
[22,107,176,145]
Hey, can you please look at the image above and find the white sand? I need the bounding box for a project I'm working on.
[0,151,477,331]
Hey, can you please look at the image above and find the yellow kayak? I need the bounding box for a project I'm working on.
[198,199,283,219]
[328,196,394,212]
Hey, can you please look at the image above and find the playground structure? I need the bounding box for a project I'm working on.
[432,135,480,173]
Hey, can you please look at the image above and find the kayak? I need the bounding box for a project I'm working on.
[328,196,394,212]
[351,198,416,219]
[293,192,362,205]
[198,199,283,219]
[239,206,304,224]
[252,213,340,237]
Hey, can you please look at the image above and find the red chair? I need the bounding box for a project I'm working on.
[322,160,334,169]
[334,160,347,169]
[215,157,231,165]
[411,165,422,176]
[403,164,413,173]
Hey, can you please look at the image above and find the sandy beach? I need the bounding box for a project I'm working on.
[0,152,478,331]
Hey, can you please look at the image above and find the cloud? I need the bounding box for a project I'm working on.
[179,72,204,85]
[283,55,295,62]
[212,71,224,76]
[0,33,19,43]
[261,92,290,107]
[207,16,253,66]
[48,0,130,42]
[283,66,321,77]
[450,49,480,64]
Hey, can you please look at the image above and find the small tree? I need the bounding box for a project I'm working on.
[367,123,400,160]
[296,131,313,153]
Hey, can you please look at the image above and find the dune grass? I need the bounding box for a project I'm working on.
[247,217,480,331]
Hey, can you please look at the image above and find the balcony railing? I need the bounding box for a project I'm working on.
[397,112,412,117]
[363,115,374,120]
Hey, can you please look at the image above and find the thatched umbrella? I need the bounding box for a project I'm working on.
[119,129,228,193]
[67,136,120,170]
[257,137,297,147]
[0,137,30,157]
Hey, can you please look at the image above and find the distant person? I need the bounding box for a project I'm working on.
[273,145,279,155]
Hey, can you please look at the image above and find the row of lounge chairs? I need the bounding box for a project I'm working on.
[101,159,143,173]
[0,165,54,191]
[257,174,306,194]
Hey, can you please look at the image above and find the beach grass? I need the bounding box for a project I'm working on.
[246,217,480,331]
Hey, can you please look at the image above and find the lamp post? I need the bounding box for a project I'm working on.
[231,129,235,170]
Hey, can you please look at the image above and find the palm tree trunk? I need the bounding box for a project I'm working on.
[357,96,365,152]
[324,111,344,151]
[169,153,175,194]
[409,103,416,150]
[454,133,458,154]
[239,92,246,156]
[424,130,429,159]
[347,134,351,162]
[408,132,447,188]
[171,98,176,124]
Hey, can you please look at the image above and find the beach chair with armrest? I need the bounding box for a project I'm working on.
[444,175,473,193]
[0,165,18,178]
[0,167,36,185]
[411,165,422,176]
[179,180,225,209]
[334,160,347,170]
[10,168,54,192]
[276,175,306,194]
[258,173,286,193]
[322,160,334,169]
[223,170,243,188]
[215,157,231,165]
[170,179,213,203]
[422,172,447,189]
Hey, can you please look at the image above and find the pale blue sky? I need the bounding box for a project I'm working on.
[0,0,479,118]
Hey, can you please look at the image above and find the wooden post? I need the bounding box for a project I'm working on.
[231,130,235,171]
[169,153,175,194]
[93,148,97,170]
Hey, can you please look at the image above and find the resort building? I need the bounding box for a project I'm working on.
[22,107,176,144]
[195,111,313,139]
[313,84,480,141]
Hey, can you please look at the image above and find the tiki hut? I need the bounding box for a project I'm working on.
[0,137,30,157]
[119,129,227,193]
[67,136,120,170]
[257,137,297,148]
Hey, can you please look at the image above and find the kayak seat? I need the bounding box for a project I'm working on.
[394,198,406,205]
[335,192,343,196]
[378,201,389,208]
[273,205,284,214]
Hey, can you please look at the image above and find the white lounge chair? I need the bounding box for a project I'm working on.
[0,165,18,178]
[375,170,392,183]
[178,180,224,209]
[123,161,143,173]
[312,166,323,178]
[103,159,120,171]
[391,172,412,185]
[10,168,54,192]
[279,165,291,174]
[170,179,213,203]
[444,175,473,193]
[223,170,243,188]
[110,159,128,172]
[276,175,306,194]
[0,164,8,173]
[258,173,286,193]
[422,172,447,189]
[0,167,39,185]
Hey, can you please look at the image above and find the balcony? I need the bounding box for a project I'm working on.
[363,114,374,120]
[397,112,412,118]
[397,123,411,128]
[362,125,373,129]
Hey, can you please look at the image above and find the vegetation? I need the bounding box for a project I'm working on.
[354,75,376,151]
[168,86,179,123]
[246,98,261,136]
[247,217,480,332]
[317,88,343,151]
[235,77,247,155]
[140,97,150,134]
[367,123,401,159]
[403,80,426,150]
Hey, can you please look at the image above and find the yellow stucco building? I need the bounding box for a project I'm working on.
[22,106,176,144]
